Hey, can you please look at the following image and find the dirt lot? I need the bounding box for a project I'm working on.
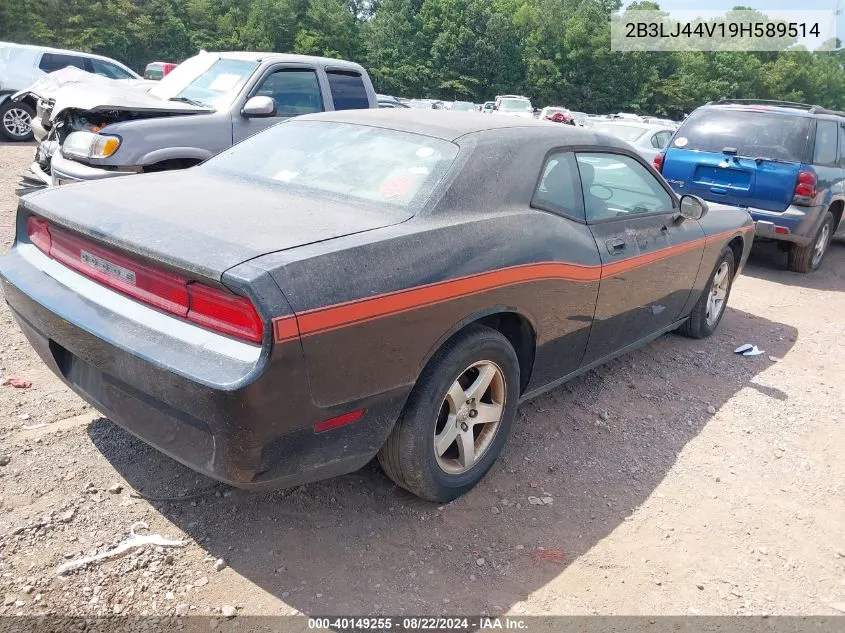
[0,143,843,619]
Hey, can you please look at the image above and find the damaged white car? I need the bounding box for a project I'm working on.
[13,51,377,196]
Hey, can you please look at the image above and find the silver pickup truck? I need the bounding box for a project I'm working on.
[15,51,377,196]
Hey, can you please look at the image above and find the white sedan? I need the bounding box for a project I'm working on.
[586,120,675,163]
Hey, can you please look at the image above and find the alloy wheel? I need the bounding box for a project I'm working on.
[705,262,730,327]
[433,360,506,475]
[812,222,831,269]
[2,107,32,139]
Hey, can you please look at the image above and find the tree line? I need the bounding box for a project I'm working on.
[2,0,845,118]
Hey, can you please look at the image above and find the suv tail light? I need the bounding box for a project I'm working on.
[653,152,664,173]
[26,217,263,343]
[793,170,817,202]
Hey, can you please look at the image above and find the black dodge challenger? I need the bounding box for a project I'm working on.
[0,110,754,501]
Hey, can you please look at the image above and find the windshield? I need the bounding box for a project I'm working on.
[591,123,647,142]
[499,99,532,112]
[206,120,459,210]
[149,55,258,109]
[674,109,812,162]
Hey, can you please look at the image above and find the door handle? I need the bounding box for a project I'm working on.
[605,238,626,255]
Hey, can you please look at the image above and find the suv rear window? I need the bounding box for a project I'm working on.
[673,108,811,163]
[326,71,369,110]
[39,53,88,73]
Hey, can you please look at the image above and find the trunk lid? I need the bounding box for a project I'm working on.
[661,107,812,212]
[22,168,410,281]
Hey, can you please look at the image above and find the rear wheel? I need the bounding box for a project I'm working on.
[0,101,34,142]
[678,245,735,339]
[788,211,834,273]
[378,325,520,502]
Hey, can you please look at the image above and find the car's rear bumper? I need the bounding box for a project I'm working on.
[0,242,404,490]
[745,204,825,246]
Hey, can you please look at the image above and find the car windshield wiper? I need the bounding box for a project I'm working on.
[752,155,791,165]
[168,96,206,107]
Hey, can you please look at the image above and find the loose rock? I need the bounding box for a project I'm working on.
[221,605,237,618]
[476,558,485,566]
[214,558,228,572]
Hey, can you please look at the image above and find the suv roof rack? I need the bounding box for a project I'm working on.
[708,99,819,110]
[708,99,845,118]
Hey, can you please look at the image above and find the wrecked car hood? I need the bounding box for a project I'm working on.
[13,67,213,121]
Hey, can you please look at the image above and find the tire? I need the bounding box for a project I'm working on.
[0,101,34,142]
[788,211,834,273]
[678,245,735,339]
[378,325,520,502]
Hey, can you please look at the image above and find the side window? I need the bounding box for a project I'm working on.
[838,124,845,167]
[326,71,369,110]
[38,53,87,73]
[813,120,838,165]
[531,152,584,220]
[254,69,323,116]
[90,58,134,79]
[576,153,674,222]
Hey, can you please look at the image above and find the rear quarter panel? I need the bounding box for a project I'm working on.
[255,209,602,408]
[679,202,754,317]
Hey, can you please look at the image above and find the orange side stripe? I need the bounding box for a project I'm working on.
[271,225,753,343]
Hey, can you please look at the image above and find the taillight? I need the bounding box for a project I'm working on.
[794,170,816,201]
[25,217,264,343]
[48,226,190,315]
[187,283,263,343]
[27,217,52,253]
[653,152,664,173]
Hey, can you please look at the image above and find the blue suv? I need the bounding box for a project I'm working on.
[656,100,845,273]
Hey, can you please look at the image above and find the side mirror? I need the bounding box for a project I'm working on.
[679,195,708,221]
[492,105,498,111]
[242,95,276,118]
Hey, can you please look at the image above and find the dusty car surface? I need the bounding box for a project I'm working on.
[15,51,376,195]
[0,110,754,502]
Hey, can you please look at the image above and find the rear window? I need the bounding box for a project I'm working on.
[207,120,458,210]
[39,52,88,73]
[326,71,369,110]
[673,108,811,162]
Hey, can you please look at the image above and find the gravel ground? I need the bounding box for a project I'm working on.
[0,143,843,618]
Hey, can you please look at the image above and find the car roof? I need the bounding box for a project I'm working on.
[298,109,625,145]
[0,41,124,64]
[213,51,366,71]
[702,103,817,118]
